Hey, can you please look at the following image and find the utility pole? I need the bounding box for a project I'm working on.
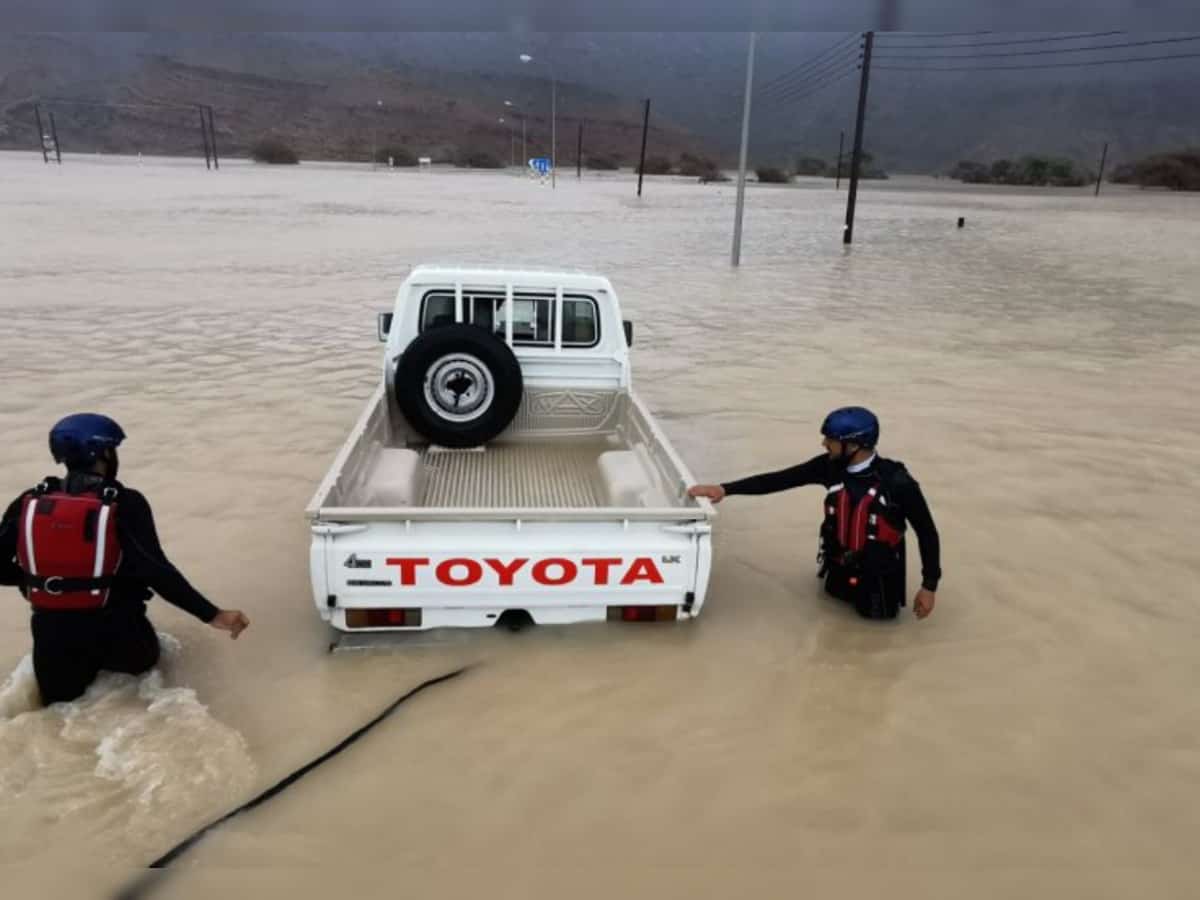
[34,103,48,164]
[637,98,651,197]
[731,31,757,267]
[49,111,62,164]
[835,130,844,189]
[577,122,583,179]
[1095,141,1109,197]
[843,31,874,245]
[206,106,219,169]
[198,105,211,169]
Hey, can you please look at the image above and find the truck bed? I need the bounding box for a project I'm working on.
[419,444,607,508]
[307,385,708,521]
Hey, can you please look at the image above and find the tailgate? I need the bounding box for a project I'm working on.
[312,518,710,627]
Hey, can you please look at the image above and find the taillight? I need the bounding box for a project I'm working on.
[345,608,423,628]
[607,605,678,623]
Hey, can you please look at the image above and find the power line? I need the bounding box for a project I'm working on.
[713,61,856,122]
[763,64,860,108]
[875,34,1200,60]
[874,30,1123,50]
[875,51,1200,72]
[878,31,993,39]
[758,33,858,92]
[760,49,861,100]
[757,33,859,94]
[765,69,857,110]
[772,67,859,109]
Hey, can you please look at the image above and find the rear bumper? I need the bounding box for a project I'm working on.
[328,603,700,632]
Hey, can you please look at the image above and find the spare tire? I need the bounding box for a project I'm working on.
[394,324,523,448]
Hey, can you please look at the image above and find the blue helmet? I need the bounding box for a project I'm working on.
[821,407,879,448]
[49,414,126,470]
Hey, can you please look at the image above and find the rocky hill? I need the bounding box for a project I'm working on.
[0,33,713,166]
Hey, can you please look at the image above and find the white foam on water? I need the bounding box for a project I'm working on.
[0,632,256,849]
[0,653,40,720]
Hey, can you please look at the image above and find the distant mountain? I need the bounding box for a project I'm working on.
[285,32,1200,171]
[754,54,1200,173]
[0,33,714,166]
[3,32,1199,172]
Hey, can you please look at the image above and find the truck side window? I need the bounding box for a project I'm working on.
[562,297,599,346]
[421,294,455,330]
[468,295,495,332]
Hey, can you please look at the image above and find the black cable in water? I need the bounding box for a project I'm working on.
[114,665,472,899]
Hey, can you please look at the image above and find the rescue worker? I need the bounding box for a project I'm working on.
[0,414,250,705]
[688,407,941,620]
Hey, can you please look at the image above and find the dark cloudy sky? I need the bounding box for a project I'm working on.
[7,1,1198,32]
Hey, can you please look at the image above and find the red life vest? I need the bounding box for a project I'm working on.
[821,477,904,569]
[15,481,122,611]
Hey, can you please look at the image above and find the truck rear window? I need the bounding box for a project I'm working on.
[420,291,599,348]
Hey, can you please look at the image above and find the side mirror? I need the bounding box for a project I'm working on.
[623,319,634,347]
[377,312,394,342]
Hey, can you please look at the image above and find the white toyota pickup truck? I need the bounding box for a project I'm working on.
[305,265,715,633]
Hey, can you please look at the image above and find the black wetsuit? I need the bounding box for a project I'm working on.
[0,473,219,705]
[722,454,941,617]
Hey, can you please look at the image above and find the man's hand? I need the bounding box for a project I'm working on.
[687,484,727,504]
[913,589,936,619]
[210,609,250,639]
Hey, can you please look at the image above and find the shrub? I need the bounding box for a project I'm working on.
[250,138,299,164]
[637,155,673,175]
[375,146,418,166]
[1116,150,1200,190]
[950,155,1088,187]
[755,166,791,184]
[949,160,988,182]
[678,152,719,178]
[990,159,1014,183]
[585,155,620,171]
[456,150,504,169]
[793,156,828,176]
[1109,162,1137,184]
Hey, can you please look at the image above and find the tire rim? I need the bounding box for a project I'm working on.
[423,353,494,423]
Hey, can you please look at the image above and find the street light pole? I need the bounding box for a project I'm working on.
[500,117,515,167]
[505,100,528,170]
[731,31,757,268]
[372,99,382,169]
[520,53,557,189]
[551,74,557,188]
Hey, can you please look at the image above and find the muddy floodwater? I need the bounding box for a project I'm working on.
[2,152,1199,898]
